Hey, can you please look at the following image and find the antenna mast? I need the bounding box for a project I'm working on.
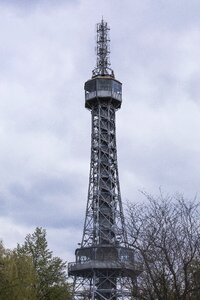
[92,19,114,77]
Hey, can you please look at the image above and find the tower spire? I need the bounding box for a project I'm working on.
[92,19,114,78]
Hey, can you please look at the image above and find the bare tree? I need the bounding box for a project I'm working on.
[127,192,200,300]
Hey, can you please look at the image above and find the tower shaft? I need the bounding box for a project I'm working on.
[68,19,140,300]
[82,100,127,247]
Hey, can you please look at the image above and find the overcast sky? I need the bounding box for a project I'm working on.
[0,0,200,262]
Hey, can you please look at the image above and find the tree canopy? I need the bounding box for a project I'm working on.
[0,228,71,300]
[127,192,200,300]
[0,240,37,300]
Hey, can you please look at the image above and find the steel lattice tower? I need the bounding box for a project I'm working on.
[68,19,140,300]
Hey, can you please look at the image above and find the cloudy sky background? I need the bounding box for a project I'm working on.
[0,0,200,262]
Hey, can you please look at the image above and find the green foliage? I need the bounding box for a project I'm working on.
[0,228,71,300]
[0,242,37,300]
[18,227,71,300]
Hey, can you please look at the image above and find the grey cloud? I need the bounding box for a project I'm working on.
[0,0,200,262]
[2,173,86,229]
[0,0,79,11]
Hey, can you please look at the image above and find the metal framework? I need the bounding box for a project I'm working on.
[81,101,127,248]
[92,19,114,78]
[68,19,140,300]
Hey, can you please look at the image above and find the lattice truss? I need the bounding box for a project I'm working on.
[73,270,134,300]
[81,101,127,248]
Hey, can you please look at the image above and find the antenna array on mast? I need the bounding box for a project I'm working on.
[92,19,114,78]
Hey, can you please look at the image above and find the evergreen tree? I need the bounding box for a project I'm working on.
[18,227,71,300]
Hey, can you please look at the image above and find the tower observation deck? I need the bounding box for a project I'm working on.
[68,19,140,300]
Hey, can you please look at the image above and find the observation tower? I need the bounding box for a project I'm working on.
[68,19,140,300]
